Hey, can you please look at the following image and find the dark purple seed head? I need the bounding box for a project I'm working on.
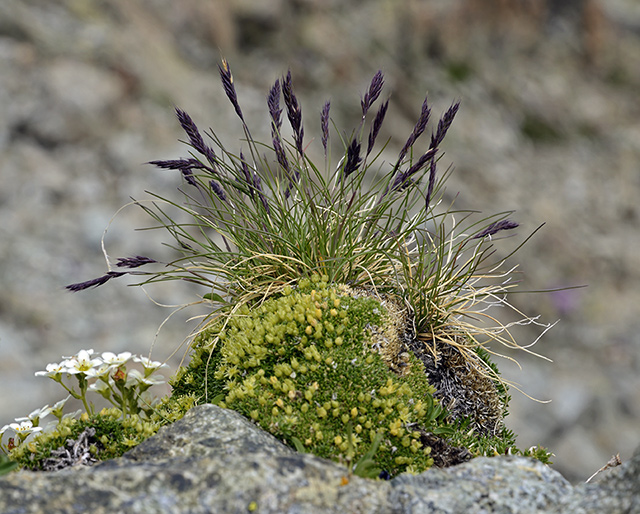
[174,108,217,165]
[116,256,157,269]
[430,101,460,150]
[424,157,437,212]
[472,220,519,239]
[321,101,331,154]
[391,148,437,193]
[342,139,362,180]
[397,94,431,167]
[181,168,198,187]
[209,180,228,202]
[282,70,304,156]
[367,99,389,156]
[268,79,282,133]
[148,158,199,171]
[361,70,384,116]
[65,271,126,292]
[273,134,290,174]
[218,58,245,123]
[148,158,216,186]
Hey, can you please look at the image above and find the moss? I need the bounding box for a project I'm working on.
[10,408,160,470]
[150,393,198,425]
[445,420,553,464]
[169,275,553,475]
[170,278,449,477]
[475,346,511,418]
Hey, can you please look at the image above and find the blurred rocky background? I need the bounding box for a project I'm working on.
[1,0,639,483]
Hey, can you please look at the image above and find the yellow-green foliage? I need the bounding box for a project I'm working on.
[170,275,449,477]
[150,393,198,425]
[10,408,159,470]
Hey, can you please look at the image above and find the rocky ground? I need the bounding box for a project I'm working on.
[1,0,639,483]
[2,405,638,514]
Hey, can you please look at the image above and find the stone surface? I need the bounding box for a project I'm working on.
[0,405,637,514]
[1,0,640,484]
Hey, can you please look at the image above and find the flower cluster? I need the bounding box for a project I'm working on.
[1,400,70,455]
[1,350,168,455]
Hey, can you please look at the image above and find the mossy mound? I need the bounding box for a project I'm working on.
[9,409,160,471]
[170,276,454,477]
[169,275,552,475]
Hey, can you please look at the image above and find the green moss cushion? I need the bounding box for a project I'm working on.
[170,278,448,477]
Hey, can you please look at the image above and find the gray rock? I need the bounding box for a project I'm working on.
[1,405,637,514]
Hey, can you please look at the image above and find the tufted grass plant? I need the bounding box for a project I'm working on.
[63,60,557,473]
[67,60,549,383]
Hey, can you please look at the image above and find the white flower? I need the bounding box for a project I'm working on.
[61,410,83,421]
[0,424,13,449]
[132,355,169,372]
[125,369,165,387]
[35,362,66,378]
[84,364,111,379]
[63,350,103,374]
[14,405,52,426]
[52,396,70,410]
[101,351,133,369]
[42,419,62,434]
[62,349,96,360]
[8,420,43,437]
[137,390,159,407]
[88,380,111,394]
[50,395,71,420]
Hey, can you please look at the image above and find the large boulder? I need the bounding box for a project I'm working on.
[0,404,637,513]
